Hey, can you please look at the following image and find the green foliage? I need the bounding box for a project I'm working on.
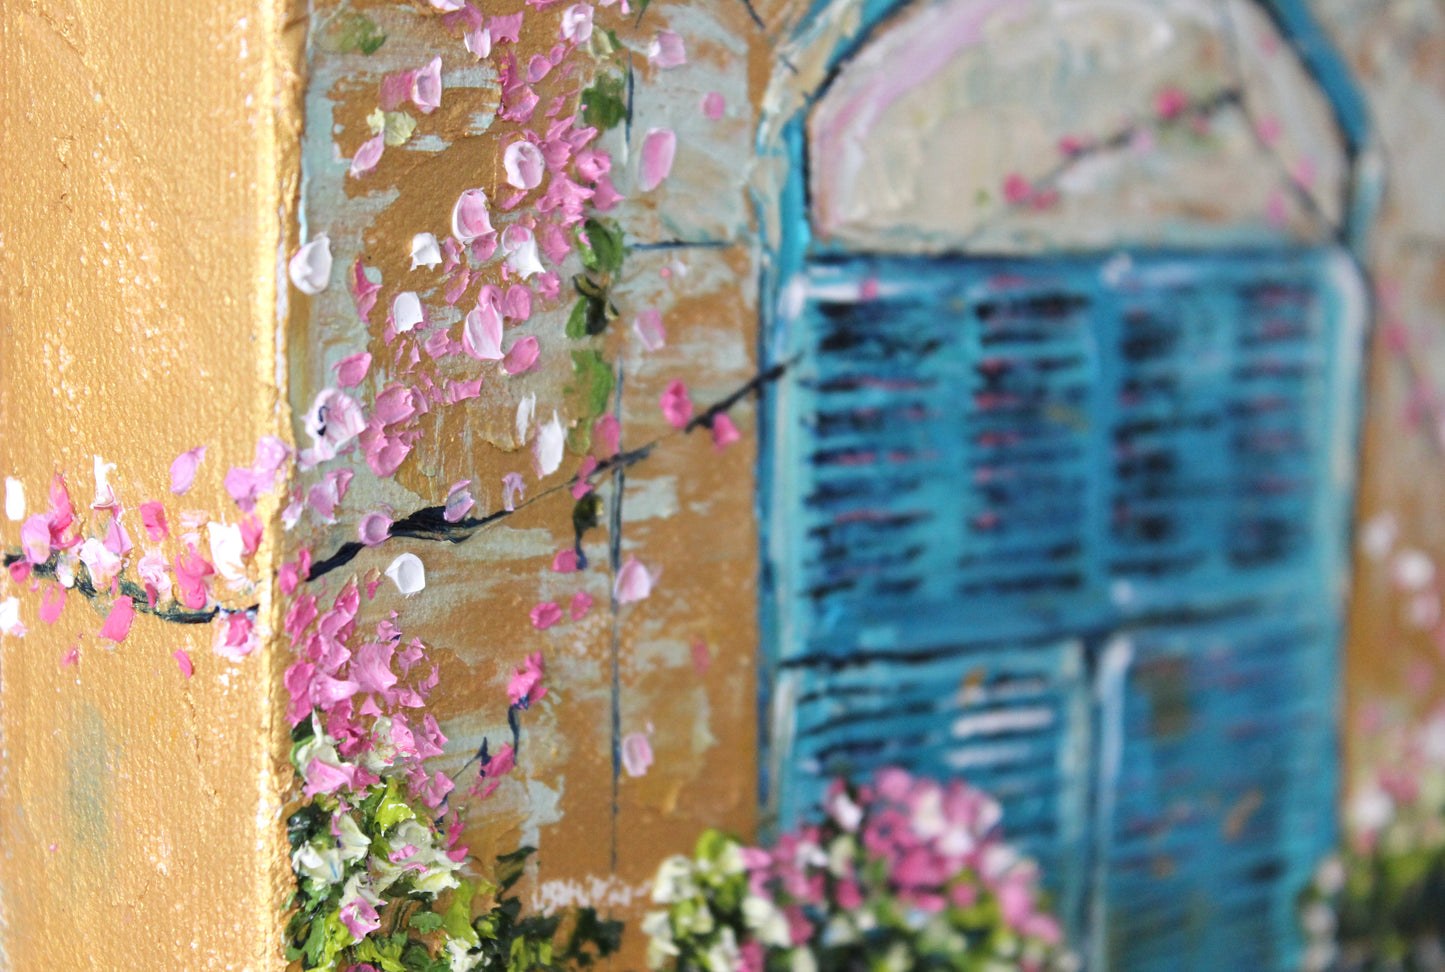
[567,218,625,341]
[569,351,616,421]
[578,218,626,277]
[1301,847,1445,971]
[580,73,627,131]
[572,494,604,539]
[327,12,388,55]
[446,848,625,972]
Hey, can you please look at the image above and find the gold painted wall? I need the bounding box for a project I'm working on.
[0,0,302,966]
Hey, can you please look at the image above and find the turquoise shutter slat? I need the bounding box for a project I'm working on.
[764,247,1360,967]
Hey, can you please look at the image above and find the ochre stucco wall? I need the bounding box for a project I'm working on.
[0,0,303,967]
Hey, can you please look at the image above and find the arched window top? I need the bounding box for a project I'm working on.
[807,0,1350,254]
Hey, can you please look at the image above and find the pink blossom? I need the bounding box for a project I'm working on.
[593,414,620,459]
[20,514,51,564]
[465,25,492,58]
[691,638,711,674]
[501,336,540,375]
[463,288,505,360]
[537,172,593,225]
[374,384,417,427]
[349,132,385,178]
[214,611,257,661]
[1002,173,1032,205]
[451,188,495,243]
[711,414,740,451]
[504,139,546,190]
[139,500,168,541]
[527,54,554,83]
[591,175,624,211]
[508,651,547,707]
[571,456,598,499]
[660,379,693,429]
[301,389,367,468]
[702,92,726,120]
[175,544,215,610]
[103,518,132,557]
[537,222,572,265]
[170,446,207,495]
[639,128,676,191]
[39,584,66,625]
[444,481,475,522]
[502,284,533,321]
[553,549,578,572]
[501,224,546,278]
[380,70,416,111]
[502,472,525,511]
[308,469,353,523]
[334,352,372,388]
[445,378,484,403]
[352,641,398,695]
[501,80,540,123]
[412,57,443,114]
[339,893,382,941]
[621,731,653,776]
[79,538,121,587]
[359,423,412,478]
[614,556,653,603]
[574,147,611,182]
[489,12,523,42]
[569,590,594,620]
[633,309,666,351]
[173,650,193,678]
[484,742,517,778]
[98,596,136,643]
[560,3,592,42]
[530,601,563,629]
[349,260,382,323]
[358,512,392,547]
[1154,85,1188,120]
[289,235,333,295]
[240,515,263,556]
[647,30,686,68]
[739,941,765,972]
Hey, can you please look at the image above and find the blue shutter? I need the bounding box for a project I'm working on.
[763,247,1359,965]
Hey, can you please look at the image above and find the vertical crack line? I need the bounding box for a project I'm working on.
[607,358,626,875]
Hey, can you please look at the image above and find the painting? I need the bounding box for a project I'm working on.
[4,0,1445,970]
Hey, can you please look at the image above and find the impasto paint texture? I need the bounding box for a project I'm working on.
[5,0,1445,970]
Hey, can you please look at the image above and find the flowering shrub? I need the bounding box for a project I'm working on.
[283,635,622,972]
[1300,706,1445,972]
[642,769,1072,972]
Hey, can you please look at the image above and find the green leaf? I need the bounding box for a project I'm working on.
[287,802,327,851]
[444,880,481,946]
[373,781,417,831]
[565,298,590,340]
[328,12,388,55]
[581,74,627,130]
[409,911,446,935]
[291,717,316,744]
[496,845,538,893]
[570,350,615,420]
[586,219,626,276]
[355,933,408,972]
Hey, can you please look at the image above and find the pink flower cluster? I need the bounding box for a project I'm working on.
[283,579,456,807]
[743,769,1062,964]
